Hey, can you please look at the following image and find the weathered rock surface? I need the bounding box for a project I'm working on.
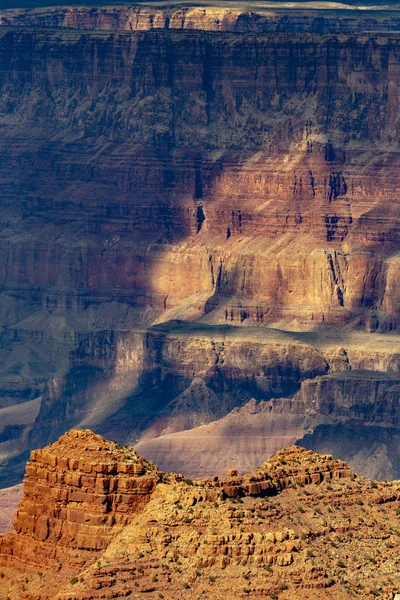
[1,431,400,599]
[0,3,400,484]
[2,3,400,35]
[0,15,400,323]
[0,429,162,575]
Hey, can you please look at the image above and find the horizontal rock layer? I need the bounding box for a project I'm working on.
[2,4,400,34]
[0,429,160,571]
[1,431,400,599]
[0,7,400,485]
[0,27,399,324]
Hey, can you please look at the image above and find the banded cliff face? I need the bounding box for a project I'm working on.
[2,4,400,34]
[0,430,162,571]
[0,6,400,484]
[0,26,399,324]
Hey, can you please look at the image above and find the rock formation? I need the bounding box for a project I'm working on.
[1,430,400,599]
[0,3,400,483]
[0,430,163,574]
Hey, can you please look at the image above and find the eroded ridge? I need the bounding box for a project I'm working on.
[1,431,400,599]
[0,429,162,572]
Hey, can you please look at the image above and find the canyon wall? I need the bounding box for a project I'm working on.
[2,4,400,34]
[0,22,399,325]
[0,5,399,483]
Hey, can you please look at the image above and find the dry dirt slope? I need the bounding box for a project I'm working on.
[0,484,22,534]
[0,429,400,599]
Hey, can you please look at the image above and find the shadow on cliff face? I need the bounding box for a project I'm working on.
[297,423,400,480]
[27,320,331,460]
[3,27,400,482]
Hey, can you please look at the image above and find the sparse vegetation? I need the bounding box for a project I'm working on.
[279,583,289,590]
[2,431,400,600]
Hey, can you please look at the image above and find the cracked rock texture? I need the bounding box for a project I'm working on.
[1,430,400,599]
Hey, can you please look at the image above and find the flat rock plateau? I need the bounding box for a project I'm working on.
[1,429,400,599]
[0,1,400,496]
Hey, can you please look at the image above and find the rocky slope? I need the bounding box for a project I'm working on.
[1,430,400,599]
[29,323,400,479]
[0,3,399,484]
[0,484,22,534]
[136,368,400,480]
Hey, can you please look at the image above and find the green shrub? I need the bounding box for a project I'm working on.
[279,583,288,590]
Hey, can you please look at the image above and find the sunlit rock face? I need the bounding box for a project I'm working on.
[0,20,399,326]
[0,4,400,484]
[2,433,400,600]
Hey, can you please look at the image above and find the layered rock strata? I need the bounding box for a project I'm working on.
[2,4,400,35]
[0,24,399,325]
[1,431,400,599]
[136,368,400,480]
[0,429,161,572]
[0,4,400,483]
[30,324,400,480]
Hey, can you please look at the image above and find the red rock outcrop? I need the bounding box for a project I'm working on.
[1,431,400,600]
[0,429,161,572]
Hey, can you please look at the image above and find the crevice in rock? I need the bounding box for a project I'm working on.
[196,205,205,233]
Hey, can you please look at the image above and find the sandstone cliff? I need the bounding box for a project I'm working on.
[2,3,400,35]
[1,430,400,599]
[0,430,162,574]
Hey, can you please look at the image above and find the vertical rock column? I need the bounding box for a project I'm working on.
[0,429,160,570]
